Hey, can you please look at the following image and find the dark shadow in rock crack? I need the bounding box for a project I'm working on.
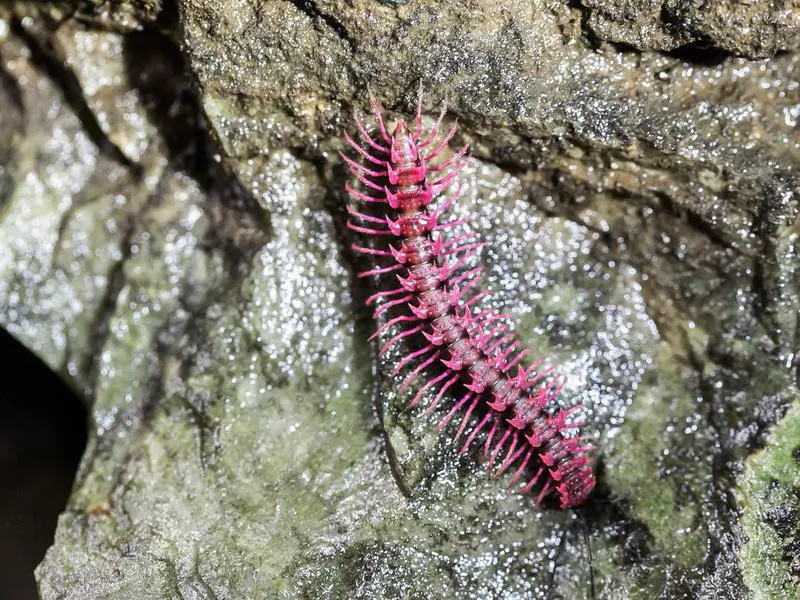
[61,3,276,487]
[0,327,87,600]
[322,153,448,498]
[369,339,415,499]
[564,0,602,50]
[0,61,23,212]
[0,61,23,113]
[10,17,141,176]
[287,0,355,52]
[667,43,731,68]
[122,3,272,240]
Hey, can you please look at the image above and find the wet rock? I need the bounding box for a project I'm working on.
[13,1,162,33]
[580,0,800,59]
[0,1,796,599]
[739,402,800,600]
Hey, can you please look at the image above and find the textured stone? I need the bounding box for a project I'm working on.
[739,401,800,600]
[13,0,163,33]
[581,0,800,59]
[0,1,796,598]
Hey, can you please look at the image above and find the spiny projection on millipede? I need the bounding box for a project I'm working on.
[341,90,596,509]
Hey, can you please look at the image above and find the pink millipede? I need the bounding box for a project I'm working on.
[343,91,596,509]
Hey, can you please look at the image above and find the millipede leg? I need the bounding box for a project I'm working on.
[520,466,544,494]
[424,374,460,416]
[488,429,511,470]
[391,343,436,377]
[379,324,425,355]
[496,438,524,477]
[437,392,473,431]
[369,91,392,143]
[510,451,533,486]
[373,295,414,318]
[535,480,553,505]
[412,87,423,142]
[408,370,450,408]
[354,111,389,153]
[459,413,491,455]
[483,418,500,460]
[453,395,481,442]
[369,314,418,341]
[400,350,442,392]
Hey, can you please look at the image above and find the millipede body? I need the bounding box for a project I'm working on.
[342,93,595,509]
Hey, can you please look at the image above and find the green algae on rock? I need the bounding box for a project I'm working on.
[0,1,798,599]
[739,401,800,600]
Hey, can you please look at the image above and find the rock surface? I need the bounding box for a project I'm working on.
[0,1,797,598]
[579,0,800,58]
[740,402,800,600]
